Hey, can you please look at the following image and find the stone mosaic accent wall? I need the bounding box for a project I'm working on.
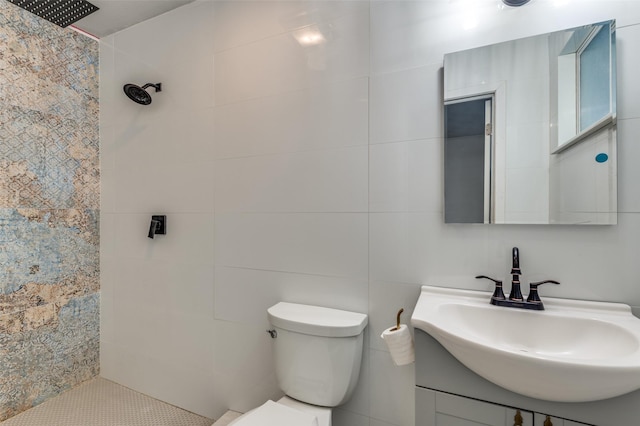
[0,1,99,421]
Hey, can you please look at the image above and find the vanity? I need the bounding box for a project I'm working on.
[417,14,631,424]
[422,17,628,424]
[412,285,640,425]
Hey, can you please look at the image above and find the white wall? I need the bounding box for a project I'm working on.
[100,1,640,425]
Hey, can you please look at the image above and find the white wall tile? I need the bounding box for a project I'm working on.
[213,77,368,159]
[371,212,640,305]
[369,349,415,426]
[114,163,215,213]
[342,333,371,418]
[370,212,498,286]
[370,419,397,426]
[211,0,369,53]
[99,36,116,129]
[372,1,640,75]
[617,24,640,120]
[100,212,116,260]
[100,345,225,419]
[618,118,640,213]
[112,213,215,264]
[215,146,367,213]
[215,213,368,279]
[370,64,443,144]
[113,258,214,319]
[214,266,368,327]
[214,10,369,105]
[332,410,371,426]
[212,320,282,413]
[112,304,172,362]
[369,139,442,212]
[113,2,215,109]
[99,258,116,345]
[370,1,443,74]
[111,108,215,170]
[369,280,422,352]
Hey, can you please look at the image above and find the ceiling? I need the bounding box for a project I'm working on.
[72,0,196,39]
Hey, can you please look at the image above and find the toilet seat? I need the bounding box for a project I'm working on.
[228,397,331,426]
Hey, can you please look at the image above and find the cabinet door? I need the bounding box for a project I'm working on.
[416,387,535,426]
[436,392,533,426]
[534,413,595,426]
[435,392,506,425]
[506,408,534,426]
[534,414,564,426]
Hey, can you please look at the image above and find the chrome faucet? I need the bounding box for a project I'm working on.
[476,247,560,310]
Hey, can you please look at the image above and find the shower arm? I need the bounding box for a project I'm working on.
[141,83,162,92]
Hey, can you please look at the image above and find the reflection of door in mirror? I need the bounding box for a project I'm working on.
[444,97,493,223]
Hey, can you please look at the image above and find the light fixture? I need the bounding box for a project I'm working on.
[503,0,531,6]
[292,26,326,47]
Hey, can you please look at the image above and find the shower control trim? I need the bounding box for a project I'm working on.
[148,215,166,239]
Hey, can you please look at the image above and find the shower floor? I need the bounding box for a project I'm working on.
[0,378,214,426]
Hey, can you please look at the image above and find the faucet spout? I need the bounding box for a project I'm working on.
[509,247,523,301]
[510,247,521,274]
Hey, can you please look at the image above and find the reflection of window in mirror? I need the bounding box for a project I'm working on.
[579,25,611,131]
[556,21,615,151]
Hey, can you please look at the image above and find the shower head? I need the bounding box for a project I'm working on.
[6,0,99,28]
[502,0,531,6]
[123,83,162,105]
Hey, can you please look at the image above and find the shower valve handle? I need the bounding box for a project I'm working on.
[148,215,166,239]
[148,220,161,239]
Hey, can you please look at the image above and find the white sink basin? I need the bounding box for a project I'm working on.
[411,285,640,402]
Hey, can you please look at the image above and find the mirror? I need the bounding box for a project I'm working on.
[444,20,617,225]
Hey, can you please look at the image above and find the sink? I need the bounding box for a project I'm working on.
[411,285,640,402]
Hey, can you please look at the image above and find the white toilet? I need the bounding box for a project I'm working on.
[229,302,368,426]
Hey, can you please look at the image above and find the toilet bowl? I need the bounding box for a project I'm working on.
[226,302,367,426]
[228,396,331,426]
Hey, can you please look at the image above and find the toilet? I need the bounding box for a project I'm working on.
[229,302,368,426]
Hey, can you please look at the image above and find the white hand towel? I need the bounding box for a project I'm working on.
[381,324,415,366]
[231,400,319,426]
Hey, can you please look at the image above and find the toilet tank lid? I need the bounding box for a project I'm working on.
[268,302,368,337]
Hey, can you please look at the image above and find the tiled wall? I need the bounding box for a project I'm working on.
[100,2,640,426]
[0,2,100,421]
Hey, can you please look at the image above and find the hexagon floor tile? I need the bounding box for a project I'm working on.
[0,377,213,426]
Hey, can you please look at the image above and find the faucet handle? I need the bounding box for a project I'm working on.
[526,280,560,303]
[475,275,506,301]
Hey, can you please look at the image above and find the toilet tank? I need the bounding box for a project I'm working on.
[267,302,368,407]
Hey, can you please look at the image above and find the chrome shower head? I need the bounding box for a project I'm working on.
[123,83,162,105]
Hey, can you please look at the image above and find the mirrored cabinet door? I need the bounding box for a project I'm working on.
[443,20,617,225]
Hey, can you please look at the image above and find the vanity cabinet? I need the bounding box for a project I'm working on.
[417,387,533,426]
[417,388,592,426]
[414,329,635,425]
